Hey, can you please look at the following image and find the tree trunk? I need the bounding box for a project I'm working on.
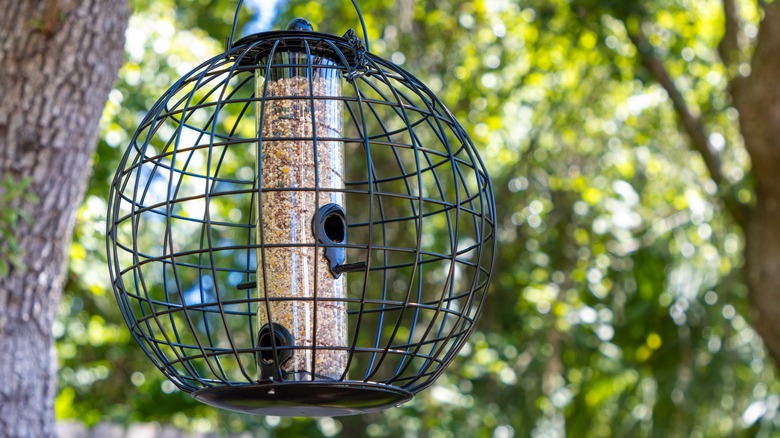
[733,3,780,367]
[0,1,128,436]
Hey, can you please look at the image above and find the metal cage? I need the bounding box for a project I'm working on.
[106,2,495,417]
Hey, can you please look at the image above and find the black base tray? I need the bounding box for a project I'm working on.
[192,381,413,417]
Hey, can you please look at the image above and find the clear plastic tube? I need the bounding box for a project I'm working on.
[255,50,347,381]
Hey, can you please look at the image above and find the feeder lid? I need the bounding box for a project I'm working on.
[230,30,360,67]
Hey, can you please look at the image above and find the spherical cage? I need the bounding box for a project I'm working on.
[106,30,495,401]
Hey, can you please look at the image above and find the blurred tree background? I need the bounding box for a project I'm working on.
[53,0,780,436]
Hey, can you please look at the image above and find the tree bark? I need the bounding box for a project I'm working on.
[733,3,780,368]
[0,1,128,437]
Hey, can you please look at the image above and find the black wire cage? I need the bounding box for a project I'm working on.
[106,0,495,416]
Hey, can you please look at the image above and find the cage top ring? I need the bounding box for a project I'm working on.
[106,0,496,417]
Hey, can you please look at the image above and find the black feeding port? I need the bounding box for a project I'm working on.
[313,204,347,277]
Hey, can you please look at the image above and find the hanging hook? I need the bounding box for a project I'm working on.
[349,0,370,53]
[228,0,246,49]
[227,0,371,52]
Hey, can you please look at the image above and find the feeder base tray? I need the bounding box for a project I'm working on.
[192,381,413,416]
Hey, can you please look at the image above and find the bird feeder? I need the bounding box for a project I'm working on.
[107,0,495,416]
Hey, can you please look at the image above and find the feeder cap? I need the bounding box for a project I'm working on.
[287,18,314,31]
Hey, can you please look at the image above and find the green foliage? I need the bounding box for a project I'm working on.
[0,176,38,277]
[57,0,778,436]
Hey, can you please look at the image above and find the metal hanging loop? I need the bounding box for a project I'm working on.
[228,0,371,52]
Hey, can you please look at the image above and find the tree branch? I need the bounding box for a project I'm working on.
[718,0,741,70]
[629,32,724,183]
[629,30,749,226]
